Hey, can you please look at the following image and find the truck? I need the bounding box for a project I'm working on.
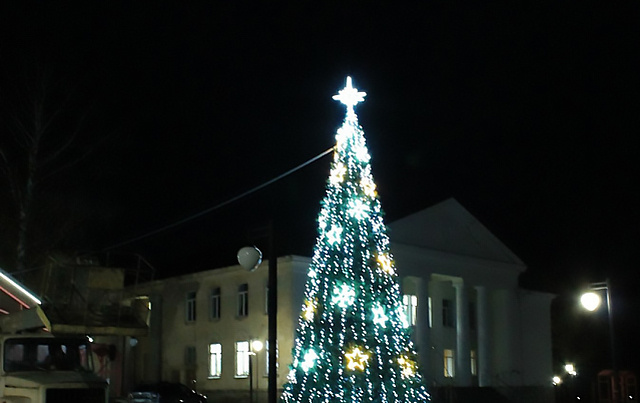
[0,307,109,403]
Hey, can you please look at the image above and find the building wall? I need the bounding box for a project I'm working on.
[518,289,555,386]
[127,199,555,401]
[491,287,522,386]
[131,253,553,399]
[133,256,310,397]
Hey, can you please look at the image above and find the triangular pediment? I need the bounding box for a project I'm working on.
[388,198,524,267]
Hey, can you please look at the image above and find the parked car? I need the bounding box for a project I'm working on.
[127,382,207,403]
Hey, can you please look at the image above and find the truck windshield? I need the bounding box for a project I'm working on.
[3,337,94,372]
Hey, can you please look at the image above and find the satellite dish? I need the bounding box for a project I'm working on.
[237,246,262,272]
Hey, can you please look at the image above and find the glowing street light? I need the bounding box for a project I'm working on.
[252,339,264,353]
[580,292,601,312]
[564,363,577,376]
[580,279,618,402]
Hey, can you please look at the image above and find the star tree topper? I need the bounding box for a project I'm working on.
[333,76,366,114]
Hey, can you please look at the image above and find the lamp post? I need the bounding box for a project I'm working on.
[564,363,577,402]
[238,224,277,403]
[552,375,562,403]
[580,279,617,402]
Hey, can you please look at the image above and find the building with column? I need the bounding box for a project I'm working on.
[129,198,554,402]
[391,199,554,402]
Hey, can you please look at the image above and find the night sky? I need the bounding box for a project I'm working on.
[2,2,639,376]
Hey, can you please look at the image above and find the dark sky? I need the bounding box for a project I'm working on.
[2,1,639,372]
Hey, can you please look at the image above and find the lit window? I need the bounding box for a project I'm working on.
[442,299,455,328]
[402,294,417,326]
[471,350,477,376]
[265,340,278,376]
[210,288,221,320]
[208,343,222,378]
[238,284,248,317]
[428,297,433,328]
[186,292,196,322]
[236,341,250,377]
[444,349,455,378]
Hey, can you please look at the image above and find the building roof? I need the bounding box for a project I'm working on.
[388,198,525,268]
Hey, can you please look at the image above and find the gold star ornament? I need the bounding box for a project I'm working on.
[397,355,417,378]
[345,346,370,371]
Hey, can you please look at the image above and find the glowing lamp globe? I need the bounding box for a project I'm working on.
[580,292,601,312]
[252,340,263,352]
[238,246,262,272]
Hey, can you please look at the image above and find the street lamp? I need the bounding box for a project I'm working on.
[580,292,601,312]
[563,362,578,402]
[552,375,563,403]
[580,279,617,402]
[564,363,577,377]
[238,228,277,403]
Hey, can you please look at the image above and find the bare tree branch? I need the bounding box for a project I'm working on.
[0,49,111,273]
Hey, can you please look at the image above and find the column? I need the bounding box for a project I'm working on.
[505,288,521,385]
[476,286,492,386]
[454,281,472,386]
[415,277,430,375]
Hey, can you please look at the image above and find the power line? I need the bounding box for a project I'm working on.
[103,146,334,251]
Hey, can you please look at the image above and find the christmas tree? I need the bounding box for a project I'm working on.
[281,77,430,403]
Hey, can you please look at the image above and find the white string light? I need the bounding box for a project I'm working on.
[282,77,430,403]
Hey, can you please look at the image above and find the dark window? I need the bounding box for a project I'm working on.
[210,287,221,320]
[185,346,196,367]
[238,284,248,317]
[186,292,196,322]
[442,298,455,328]
[469,302,477,331]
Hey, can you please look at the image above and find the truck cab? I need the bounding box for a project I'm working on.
[0,310,109,403]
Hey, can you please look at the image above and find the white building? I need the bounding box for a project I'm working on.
[129,198,554,402]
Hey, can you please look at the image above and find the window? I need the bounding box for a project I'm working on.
[444,349,455,378]
[265,340,278,376]
[186,292,196,322]
[235,341,250,377]
[210,288,221,320]
[402,294,417,326]
[208,343,222,378]
[469,302,477,331]
[598,375,611,400]
[442,299,455,328]
[3,339,92,372]
[428,297,433,328]
[238,284,249,317]
[185,346,196,367]
[470,350,477,376]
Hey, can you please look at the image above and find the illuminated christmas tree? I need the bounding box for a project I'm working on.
[281,77,430,403]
